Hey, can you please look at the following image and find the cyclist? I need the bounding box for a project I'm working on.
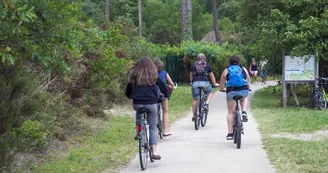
[125,56,168,160]
[153,58,176,137]
[190,53,219,121]
[219,55,251,140]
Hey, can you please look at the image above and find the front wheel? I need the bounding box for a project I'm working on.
[314,89,327,110]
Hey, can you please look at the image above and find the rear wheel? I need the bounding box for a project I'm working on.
[233,116,237,144]
[157,104,164,139]
[236,113,242,149]
[138,124,149,170]
[194,100,200,130]
[201,95,208,127]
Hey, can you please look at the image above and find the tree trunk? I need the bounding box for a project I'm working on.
[212,0,221,44]
[181,0,186,41]
[185,0,193,40]
[138,0,142,37]
[105,0,110,21]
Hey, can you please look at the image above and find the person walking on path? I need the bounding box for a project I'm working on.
[260,59,268,84]
[220,55,251,140]
[153,58,176,137]
[249,58,258,83]
[190,53,219,121]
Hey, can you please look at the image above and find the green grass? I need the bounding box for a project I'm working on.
[263,137,328,173]
[32,116,136,173]
[33,85,195,173]
[252,86,328,173]
[251,88,328,134]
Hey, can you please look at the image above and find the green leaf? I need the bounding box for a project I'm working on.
[9,55,14,65]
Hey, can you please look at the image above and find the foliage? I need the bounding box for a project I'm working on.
[164,41,245,82]
[9,120,48,151]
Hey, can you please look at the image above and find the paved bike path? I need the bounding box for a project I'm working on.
[119,82,276,173]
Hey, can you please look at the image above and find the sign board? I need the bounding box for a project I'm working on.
[285,55,315,81]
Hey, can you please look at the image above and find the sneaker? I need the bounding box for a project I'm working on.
[226,133,233,140]
[203,103,209,111]
[242,111,248,122]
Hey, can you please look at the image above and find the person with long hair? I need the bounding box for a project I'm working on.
[220,55,251,140]
[125,57,168,160]
[153,58,175,137]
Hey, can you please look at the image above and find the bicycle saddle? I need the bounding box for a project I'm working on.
[137,108,150,113]
[233,96,243,100]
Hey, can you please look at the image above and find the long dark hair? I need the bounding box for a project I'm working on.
[130,57,158,87]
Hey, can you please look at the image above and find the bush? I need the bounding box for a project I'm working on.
[9,120,48,151]
[164,41,245,83]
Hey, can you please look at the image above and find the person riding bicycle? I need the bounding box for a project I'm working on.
[153,58,176,137]
[219,55,251,140]
[190,53,219,121]
[125,56,168,160]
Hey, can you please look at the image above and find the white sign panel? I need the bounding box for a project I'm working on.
[285,55,315,81]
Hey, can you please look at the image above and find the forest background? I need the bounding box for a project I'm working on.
[1,0,328,171]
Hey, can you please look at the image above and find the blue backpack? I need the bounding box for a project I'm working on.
[226,65,248,87]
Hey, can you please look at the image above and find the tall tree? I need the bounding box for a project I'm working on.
[138,0,142,37]
[185,0,192,40]
[105,0,110,20]
[181,0,186,41]
[212,0,221,44]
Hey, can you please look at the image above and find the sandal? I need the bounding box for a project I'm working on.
[163,133,172,137]
[152,154,161,160]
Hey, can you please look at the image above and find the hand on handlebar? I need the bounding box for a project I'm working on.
[213,83,219,87]
[173,82,178,90]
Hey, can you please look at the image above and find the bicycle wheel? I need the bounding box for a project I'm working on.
[233,116,237,144]
[201,95,208,127]
[157,103,164,139]
[314,89,327,110]
[236,112,242,149]
[194,100,200,130]
[138,124,148,170]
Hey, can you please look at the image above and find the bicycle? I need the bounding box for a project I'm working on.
[194,87,209,130]
[157,82,177,139]
[312,77,328,110]
[220,89,251,149]
[136,108,154,170]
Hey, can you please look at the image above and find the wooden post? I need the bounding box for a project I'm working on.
[290,84,300,106]
[315,50,319,86]
[282,50,287,107]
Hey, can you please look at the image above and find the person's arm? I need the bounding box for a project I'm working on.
[219,68,228,91]
[189,71,193,84]
[208,72,219,86]
[243,67,251,89]
[166,73,175,89]
[125,83,133,99]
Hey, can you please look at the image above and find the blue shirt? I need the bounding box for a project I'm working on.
[158,70,167,83]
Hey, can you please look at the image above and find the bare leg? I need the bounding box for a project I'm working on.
[205,92,213,104]
[152,145,158,155]
[240,98,248,112]
[192,99,197,115]
[227,100,236,133]
[161,100,170,134]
